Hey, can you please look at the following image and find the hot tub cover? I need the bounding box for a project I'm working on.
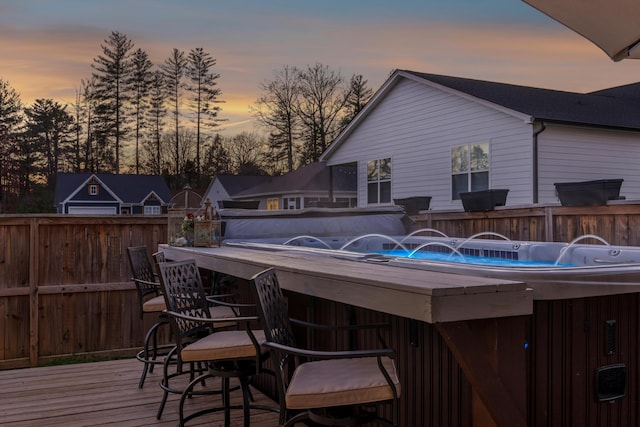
[220,206,410,240]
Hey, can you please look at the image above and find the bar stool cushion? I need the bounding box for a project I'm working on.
[285,356,400,410]
[142,295,167,313]
[208,306,239,329]
[181,330,266,362]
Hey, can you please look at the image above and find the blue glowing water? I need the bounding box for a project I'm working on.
[376,249,575,267]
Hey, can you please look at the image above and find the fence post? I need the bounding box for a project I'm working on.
[544,206,554,242]
[29,217,39,367]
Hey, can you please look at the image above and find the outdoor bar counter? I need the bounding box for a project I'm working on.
[161,244,532,426]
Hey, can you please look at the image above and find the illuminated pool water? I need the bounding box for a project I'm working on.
[374,249,576,267]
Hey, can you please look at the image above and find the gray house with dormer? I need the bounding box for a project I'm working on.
[320,69,640,211]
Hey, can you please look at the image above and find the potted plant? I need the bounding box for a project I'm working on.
[393,196,432,214]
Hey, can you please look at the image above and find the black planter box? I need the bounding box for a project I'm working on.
[554,179,623,207]
[460,189,509,212]
[393,196,431,214]
[218,200,260,209]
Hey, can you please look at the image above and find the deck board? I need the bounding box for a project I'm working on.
[0,358,283,426]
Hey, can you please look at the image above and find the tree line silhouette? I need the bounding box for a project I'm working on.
[0,30,374,212]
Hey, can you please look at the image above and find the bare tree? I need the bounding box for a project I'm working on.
[161,127,196,179]
[201,133,231,177]
[339,74,373,131]
[225,131,268,175]
[160,48,187,178]
[252,65,301,172]
[185,47,223,183]
[296,63,350,163]
[91,31,134,174]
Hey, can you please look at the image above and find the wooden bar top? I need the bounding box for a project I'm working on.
[160,244,532,323]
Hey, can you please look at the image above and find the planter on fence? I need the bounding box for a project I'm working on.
[460,189,509,212]
[393,196,432,214]
[554,179,624,207]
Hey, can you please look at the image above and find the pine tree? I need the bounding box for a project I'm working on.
[91,31,135,173]
[146,70,167,175]
[160,48,187,178]
[0,78,23,210]
[129,48,153,174]
[185,47,223,184]
[23,99,74,182]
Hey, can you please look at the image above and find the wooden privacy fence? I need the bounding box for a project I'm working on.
[0,215,167,369]
[414,203,640,246]
[2,203,640,369]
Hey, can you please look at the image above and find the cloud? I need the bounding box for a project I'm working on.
[2,14,639,133]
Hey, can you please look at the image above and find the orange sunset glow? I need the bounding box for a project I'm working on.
[2,1,640,137]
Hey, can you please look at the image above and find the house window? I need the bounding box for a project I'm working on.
[451,142,489,200]
[89,184,98,196]
[283,197,301,210]
[144,205,161,215]
[267,198,279,210]
[367,158,391,204]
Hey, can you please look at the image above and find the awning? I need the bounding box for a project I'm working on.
[523,0,640,61]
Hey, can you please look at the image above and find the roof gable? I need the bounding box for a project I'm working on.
[56,173,172,205]
[322,69,640,161]
[404,71,640,130]
[206,174,269,197]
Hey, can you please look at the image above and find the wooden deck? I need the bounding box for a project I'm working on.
[0,358,282,426]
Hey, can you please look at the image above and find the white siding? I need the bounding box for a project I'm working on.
[538,124,640,203]
[328,78,534,210]
[203,179,231,209]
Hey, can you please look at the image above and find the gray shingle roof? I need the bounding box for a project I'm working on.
[403,70,640,130]
[55,173,172,204]
[235,162,356,197]
[214,174,270,196]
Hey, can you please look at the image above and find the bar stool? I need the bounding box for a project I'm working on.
[126,246,172,388]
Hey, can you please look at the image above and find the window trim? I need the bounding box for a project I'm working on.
[367,157,392,205]
[451,142,490,200]
[144,205,161,215]
[267,198,279,210]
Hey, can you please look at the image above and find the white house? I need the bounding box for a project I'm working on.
[203,162,357,210]
[320,69,640,211]
[202,174,267,209]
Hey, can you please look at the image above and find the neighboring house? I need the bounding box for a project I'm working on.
[55,173,172,215]
[320,69,640,211]
[203,162,357,210]
[202,174,268,209]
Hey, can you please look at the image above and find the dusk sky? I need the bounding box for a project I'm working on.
[2,0,640,135]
